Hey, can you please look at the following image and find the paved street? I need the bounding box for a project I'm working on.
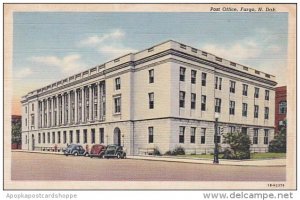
[11,152,285,181]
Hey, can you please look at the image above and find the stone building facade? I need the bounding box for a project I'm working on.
[21,40,277,155]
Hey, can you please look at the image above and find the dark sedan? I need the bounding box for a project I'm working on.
[64,144,89,156]
[90,144,106,158]
[103,145,126,159]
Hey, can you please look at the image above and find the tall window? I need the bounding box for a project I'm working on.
[242,103,248,117]
[69,131,73,144]
[47,132,50,143]
[242,84,248,96]
[91,129,95,144]
[264,107,269,119]
[254,87,259,98]
[149,93,154,109]
[191,70,197,84]
[52,132,55,144]
[265,90,270,100]
[179,67,186,81]
[114,96,121,113]
[201,72,207,86]
[229,126,236,133]
[229,101,235,115]
[179,91,185,108]
[76,130,80,143]
[279,101,287,114]
[63,131,66,144]
[190,127,196,143]
[115,77,121,90]
[38,133,41,143]
[83,129,87,144]
[242,127,248,135]
[57,131,61,143]
[191,93,196,109]
[149,69,154,83]
[215,77,222,90]
[215,98,221,113]
[201,95,206,111]
[179,126,185,143]
[99,128,104,144]
[32,104,34,111]
[200,128,206,144]
[148,127,154,143]
[254,105,259,118]
[230,81,236,93]
[31,114,35,126]
[253,129,259,144]
[264,129,269,144]
[43,132,45,143]
[215,127,221,143]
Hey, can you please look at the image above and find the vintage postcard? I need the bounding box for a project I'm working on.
[3,3,296,190]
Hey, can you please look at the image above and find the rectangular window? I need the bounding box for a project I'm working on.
[63,131,66,144]
[43,133,45,143]
[229,101,235,115]
[179,91,185,108]
[190,127,196,143]
[253,129,259,145]
[191,70,197,84]
[215,77,222,90]
[230,80,236,93]
[216,127,221,143]
[69,130,73,144]
[179,126,185,143]
[91,129,95,144]
[229,126,236,133]
[115,77,121,90]
[149,93,154,109]
[191,93,196,109]
[32,104,34,111]
[83,129,87,144]
[47,132,50,143]
[179,67,186,81]
[52,132,55,144]
[57,132,61,144]
[148,127,154,143]
[242,127,248,135]
[279,101,287,114]
[114,96,121,113]
[149,69,154,83]
[201,73,207,86]
[264,129,269,144]
[100,128,104,144]
[265,90,270,100]
[254,87,259,98]
[242,103,248,117]
[38,133,41,143]
[31,114,35,126]
[242,84,248,96]
[264,107,269,120]
[200,128,206,144]
[215,98,221,113]
[76,130,80,143]
[254,105,259,118]
[201,95,206,111]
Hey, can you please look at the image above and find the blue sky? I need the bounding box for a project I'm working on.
[12,12,288,114]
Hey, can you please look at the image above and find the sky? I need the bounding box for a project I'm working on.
[12,12,289,115]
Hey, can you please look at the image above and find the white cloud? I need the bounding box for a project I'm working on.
[30,54,86,74]
[79,29,125,47]
[98,45,136,58]
[14,67,33,78]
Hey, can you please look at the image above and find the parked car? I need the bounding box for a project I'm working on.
[90,144,106,158]
[64,144,89,156]
[103,144,126,159]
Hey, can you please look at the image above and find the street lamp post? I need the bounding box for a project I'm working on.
[213,113,220,164]
[122,134,124,147]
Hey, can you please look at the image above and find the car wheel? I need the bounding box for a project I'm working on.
[74,152,78,156]
[116,153,121,159]
[85,153,89,157]
[99,153,104,159]
[90,156,93,159]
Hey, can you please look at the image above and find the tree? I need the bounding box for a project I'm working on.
[12,120,22,145]
[222,131,251,160]
[269,128,286,153]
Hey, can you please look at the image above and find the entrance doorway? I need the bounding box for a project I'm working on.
[113,127,121,146]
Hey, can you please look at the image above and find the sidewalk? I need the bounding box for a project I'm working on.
[12,150,286,167]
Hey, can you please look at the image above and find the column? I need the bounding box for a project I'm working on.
[89,85,93,121]
[97,83,101,121]
[68,91,71,124]
[41,100,44,128]
[81,87,85,123]
[62,93,65,125]
[51,97,54,127]
[75,89,78,124]
[47,98,50,127]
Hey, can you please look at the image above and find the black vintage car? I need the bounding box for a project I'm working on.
[64,144,89,156]
[103,144,126,159]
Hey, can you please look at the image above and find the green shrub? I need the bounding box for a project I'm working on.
[172,146,185,155]
[153,147,161,156]
[269,128,286,153]
[164,150,173,156]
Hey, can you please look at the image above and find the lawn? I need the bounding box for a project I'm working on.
[176,152,286,160]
